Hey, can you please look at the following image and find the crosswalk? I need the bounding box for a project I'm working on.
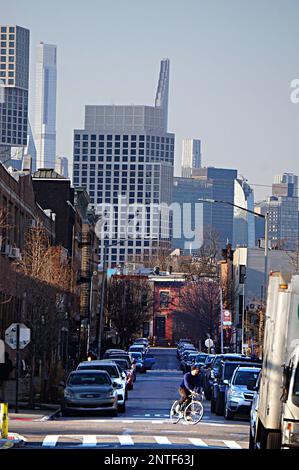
[30,434,246,449]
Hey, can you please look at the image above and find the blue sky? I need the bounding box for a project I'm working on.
[2,0,299,199]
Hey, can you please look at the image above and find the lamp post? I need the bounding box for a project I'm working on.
[198,198,269,302]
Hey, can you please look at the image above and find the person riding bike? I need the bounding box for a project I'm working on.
[176,364,203,413]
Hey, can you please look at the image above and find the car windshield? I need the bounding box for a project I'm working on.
[131,352,142,359]
[68,373,111,386]
[195,354,207,363]
[113,360,129,370]
[224,363,243,380]
[78,365,119,378]
[233,370,260,386]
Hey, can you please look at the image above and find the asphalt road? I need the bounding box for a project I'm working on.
[9,348,250,449]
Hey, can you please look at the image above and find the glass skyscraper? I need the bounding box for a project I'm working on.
[233,178,255,248]
[34,42,57,170]
[73,59,174,267]
[0,25,29,160]
[181,139,201,178]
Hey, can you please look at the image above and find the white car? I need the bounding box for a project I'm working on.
[77,360,127,412]
[249,373,261,449]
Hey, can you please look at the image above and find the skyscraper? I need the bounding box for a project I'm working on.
[192,167,238,248]
[0,25,30,163]
[256,173,299,251]
[34,43,57,170]
[172,176,212,253]
[55,156,69,178]
[233,178,255,248]
[181,139,201,177]
[73,59,174,267]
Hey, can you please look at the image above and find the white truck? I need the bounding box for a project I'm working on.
[250,272,299,449]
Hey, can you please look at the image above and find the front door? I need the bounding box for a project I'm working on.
[155,316,166,339]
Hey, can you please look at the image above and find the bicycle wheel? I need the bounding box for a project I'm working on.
[170,400,182,424]
[184,400,204,424]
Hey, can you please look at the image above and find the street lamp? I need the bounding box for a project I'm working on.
[198,198,269,301]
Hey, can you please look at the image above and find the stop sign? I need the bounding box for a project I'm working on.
[5,323,31,350]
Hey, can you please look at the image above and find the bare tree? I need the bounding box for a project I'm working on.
[107,276,153,348]
[12,223,73,402]
[244,303,266,359]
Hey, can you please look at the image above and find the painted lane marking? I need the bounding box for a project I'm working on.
[118,435,134,446]
[188,438,208,447]
[223,440,242,449]
[154,436,172,445]
[82,435,97,446]
[42,435,59,447]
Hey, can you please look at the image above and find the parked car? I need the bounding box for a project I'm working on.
[105,352,137,381]
[211,360,262,416]
[61,370,118,417]
[129,344,146,356]
[77,360,127,412]
[176,339,192,358]
[249,372,261,448]
[203,353,248,400]
[180,350,199,372]
[225,367,261,420]
[106,357,134,391]
[130,351,146,373]
[178,344,197,360]
[103,349,126,358]
[133,338,150,353]
[143,353,156,370]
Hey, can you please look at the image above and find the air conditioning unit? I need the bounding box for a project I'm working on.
[0,244,11,256]
[9,247,21,259]
[30,219,37,228]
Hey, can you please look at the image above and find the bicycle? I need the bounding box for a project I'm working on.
[170,390,204,425]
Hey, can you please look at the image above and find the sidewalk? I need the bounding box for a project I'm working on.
[1,406,60,448]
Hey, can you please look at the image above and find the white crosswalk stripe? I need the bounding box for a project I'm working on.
[188,438,209,447]
[42,435,59,447]
[118,435,134,446]
[154,436,172,445]
[223,440,242,449]
[37,434,245,449]
[82,435,97,446]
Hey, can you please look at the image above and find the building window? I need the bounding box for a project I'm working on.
[159,291,170,308]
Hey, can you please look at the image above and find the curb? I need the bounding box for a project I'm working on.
[0,433,27,449]
[42,408,61,421]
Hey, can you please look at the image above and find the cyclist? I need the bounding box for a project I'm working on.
[176,364,203,413]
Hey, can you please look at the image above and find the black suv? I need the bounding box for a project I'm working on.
[203,354,248,400]
[210,360,262,416]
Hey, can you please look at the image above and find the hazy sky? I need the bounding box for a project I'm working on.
[2,0,299,200]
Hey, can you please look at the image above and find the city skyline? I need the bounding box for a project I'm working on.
[1,0,299,200]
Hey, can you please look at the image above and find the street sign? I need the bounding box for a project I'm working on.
[5,323,31,350]
[205,338,214,348]
[223,310,232,326]
[0,339,4,363]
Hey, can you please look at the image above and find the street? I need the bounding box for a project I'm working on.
[9,348,250,449]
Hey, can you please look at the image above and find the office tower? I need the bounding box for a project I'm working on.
[233,178,255,248]
[172,176,212,253]
[73,59,174,267]
[274,172,298,197]
[0,25,30,163]
[24,121,37,172]
[181,139,201,177]
[192,167,238,248]
[55,156,69,178]
[254,200,268,247]
[34,43,57,170]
